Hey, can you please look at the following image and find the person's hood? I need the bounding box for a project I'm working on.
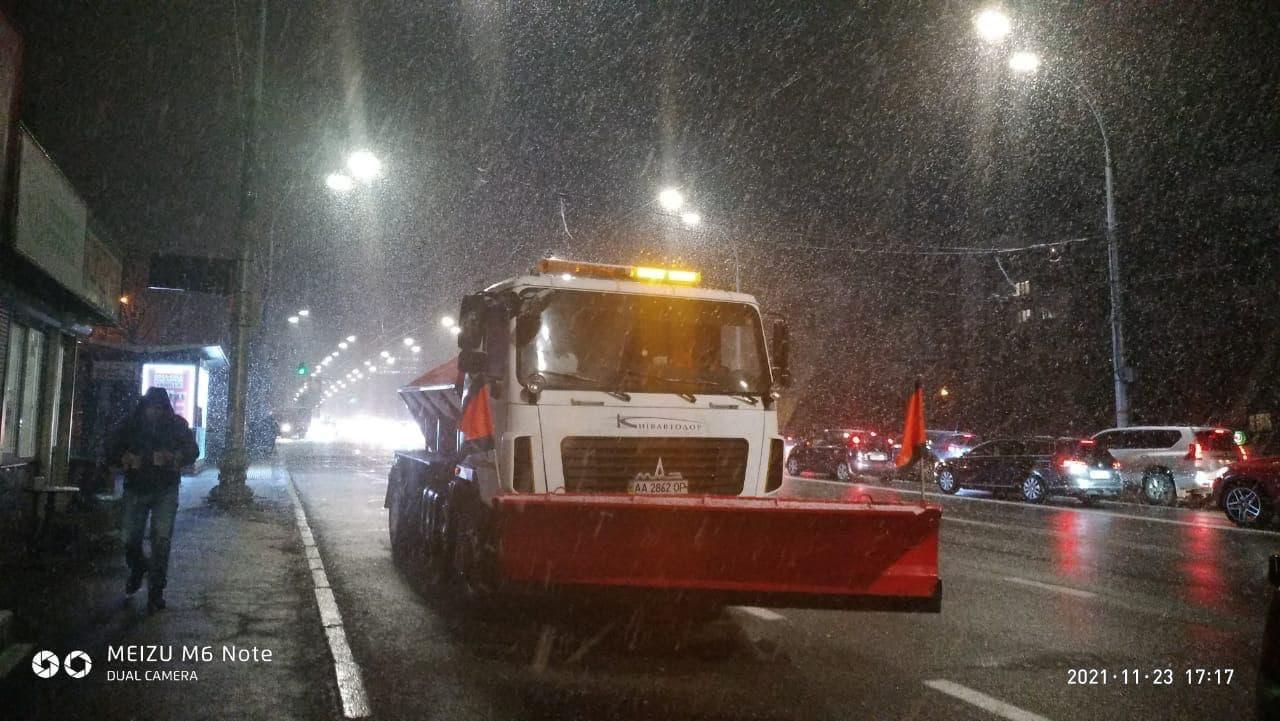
[139,387,175,415]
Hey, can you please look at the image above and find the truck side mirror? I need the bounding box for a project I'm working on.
[457,294,487,352]
[771,319,792,387]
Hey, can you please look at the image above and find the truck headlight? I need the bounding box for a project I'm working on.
[279,423,292,434]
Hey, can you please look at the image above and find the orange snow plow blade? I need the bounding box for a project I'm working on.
[493,494,941,611]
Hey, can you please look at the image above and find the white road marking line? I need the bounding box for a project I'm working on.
[1002,576,1096,599]
[286,476,372,719]
[924,679,1054,721]
[736,606,786,621]
[787,477,1274,535]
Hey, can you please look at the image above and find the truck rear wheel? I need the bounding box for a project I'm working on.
[417,483,454,587]
[387,466,417,569]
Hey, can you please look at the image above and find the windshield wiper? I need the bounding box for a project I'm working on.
[616,371,760,404]
[536,370,630,401]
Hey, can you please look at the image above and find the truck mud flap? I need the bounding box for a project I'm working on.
[492,494,941,612]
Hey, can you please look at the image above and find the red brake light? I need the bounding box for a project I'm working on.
[1186,442,1203,461]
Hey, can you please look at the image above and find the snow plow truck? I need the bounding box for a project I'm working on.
[385,258,941,611]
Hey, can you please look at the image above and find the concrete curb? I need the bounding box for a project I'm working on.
[279,462,372,719]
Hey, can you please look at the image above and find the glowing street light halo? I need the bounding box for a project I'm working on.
[1008,50,1041,74]
[347,150,382,183]
[325,173,354,193]
[657,187,684,212]
[974,8,1012,43]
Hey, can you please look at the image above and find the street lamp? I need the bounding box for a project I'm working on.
[658,187,684,212]
[403,337,415,347]
[984,26,1130,426]
[325,173,354,193]
[1008,50,1041,74]
[346,335,357,343]
[449,326,461,336]
[441,315,455,328]
[287,315,300,325]
[678,210,741,293]
[973,9,1012,43]
[347,150,382,183]
[297,309,310,317]
[338,342,348,350]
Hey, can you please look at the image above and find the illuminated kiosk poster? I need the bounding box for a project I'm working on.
[140,363,197,428]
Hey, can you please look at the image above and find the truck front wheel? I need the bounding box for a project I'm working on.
[449,482,497,599]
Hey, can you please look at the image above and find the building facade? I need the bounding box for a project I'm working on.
[0,11,123,553]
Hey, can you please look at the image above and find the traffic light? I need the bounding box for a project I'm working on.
[296,363,308,376]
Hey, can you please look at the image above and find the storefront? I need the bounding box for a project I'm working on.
[0,126,122,547]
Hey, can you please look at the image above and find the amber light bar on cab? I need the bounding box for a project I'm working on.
[535,258,701,285]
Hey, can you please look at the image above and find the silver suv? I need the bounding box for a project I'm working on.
[1092,426,1243,505]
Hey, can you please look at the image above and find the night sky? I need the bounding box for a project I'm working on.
[9,1,1279,433]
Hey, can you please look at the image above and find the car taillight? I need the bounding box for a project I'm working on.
[1186,442,1203,461]
[1239,445,1249,461]
[1061,458,1088,475]
[946,443,961,453]
[1111,460,1121,470]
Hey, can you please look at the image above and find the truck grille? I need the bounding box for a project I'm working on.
[560,437,748,495]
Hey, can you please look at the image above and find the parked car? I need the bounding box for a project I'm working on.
[934,437,1122,505]
[926,430,981,461]
[1092,426,1244,506]
[785,428,888,480]
[844,435,896,478]
[1212,455,1279,528]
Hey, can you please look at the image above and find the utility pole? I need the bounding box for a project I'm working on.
[1103,148,1129,427]
[210,0,266,505]
[1078,85,1130,428]
[1040,66,1131,428]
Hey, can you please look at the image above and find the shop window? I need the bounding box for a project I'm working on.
[1,323,46,459]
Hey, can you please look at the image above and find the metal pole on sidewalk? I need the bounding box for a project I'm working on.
[211,0,267,506]
[919,382,927,505]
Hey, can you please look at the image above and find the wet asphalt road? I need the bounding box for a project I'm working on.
[283,440,1273,721]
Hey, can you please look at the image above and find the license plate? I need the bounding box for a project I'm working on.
[627,480,689,494]
[867,453,887,462]
[1089,469,1112,480]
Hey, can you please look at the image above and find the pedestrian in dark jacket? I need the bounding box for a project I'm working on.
[106,387,199,611]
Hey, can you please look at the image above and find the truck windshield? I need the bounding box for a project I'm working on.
[517,290,770,395]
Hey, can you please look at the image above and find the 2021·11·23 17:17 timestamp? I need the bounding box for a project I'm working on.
[1067,668,1234,685]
